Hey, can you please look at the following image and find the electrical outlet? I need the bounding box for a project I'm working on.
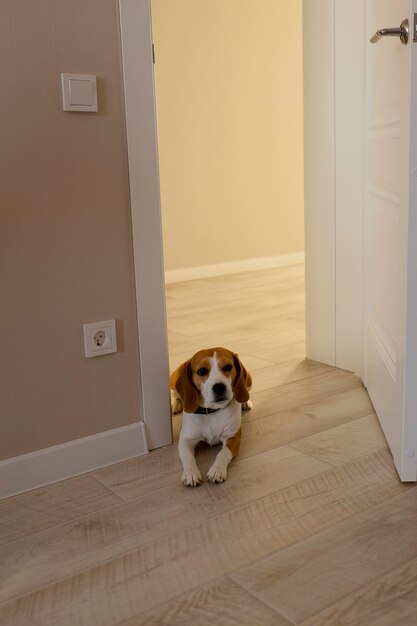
[83,320,117,358]
[94,330,106,347]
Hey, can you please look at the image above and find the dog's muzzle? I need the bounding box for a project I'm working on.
[212,382,227,401]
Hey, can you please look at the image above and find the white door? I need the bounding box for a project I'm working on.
[365,0,417,480]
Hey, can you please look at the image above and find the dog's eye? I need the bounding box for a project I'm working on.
[223,364,233,372]
[197,367,208,376]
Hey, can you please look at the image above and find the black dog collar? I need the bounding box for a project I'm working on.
[193,406,220,415]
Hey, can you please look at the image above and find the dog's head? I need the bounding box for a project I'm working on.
[170,347,252,413]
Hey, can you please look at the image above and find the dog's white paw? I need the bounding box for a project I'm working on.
[207,464,228,483]
[242,400,252,411]
[171,397,183,415]
[182,468,202,487]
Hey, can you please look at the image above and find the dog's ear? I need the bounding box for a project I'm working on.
[170,360,200,413]
[232,353,252,404]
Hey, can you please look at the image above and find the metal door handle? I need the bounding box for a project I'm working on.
[370,18,409,45]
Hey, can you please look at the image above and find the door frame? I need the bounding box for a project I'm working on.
[304,0,365,376]
[119,0,365,449]
[119,0,172,449]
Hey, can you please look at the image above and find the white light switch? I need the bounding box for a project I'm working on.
[61,73,98,112]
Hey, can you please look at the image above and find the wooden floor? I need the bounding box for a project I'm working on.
[2,265,417,625]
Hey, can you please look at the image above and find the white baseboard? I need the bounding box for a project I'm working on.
[0,422,149,500]
[165,252,305,284]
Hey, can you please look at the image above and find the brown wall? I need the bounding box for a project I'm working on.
[0,0,142,460]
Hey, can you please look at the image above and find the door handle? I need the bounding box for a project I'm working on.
[370,18,409,45]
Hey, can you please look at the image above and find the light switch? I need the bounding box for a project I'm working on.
[61,73,98,112]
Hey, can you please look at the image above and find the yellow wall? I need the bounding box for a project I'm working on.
[152,0,304,272]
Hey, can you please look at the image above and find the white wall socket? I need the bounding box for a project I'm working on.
[83,320,117,358]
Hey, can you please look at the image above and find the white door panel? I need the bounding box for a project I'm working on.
[366,0,417,480]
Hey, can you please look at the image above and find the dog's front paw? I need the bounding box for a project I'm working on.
[182,468,202,487]
[242,400,252,411]
[171,397,183,415]
[207,464,227,483]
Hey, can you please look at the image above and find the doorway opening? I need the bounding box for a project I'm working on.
[119,0,368,456]
[151,0,306,441]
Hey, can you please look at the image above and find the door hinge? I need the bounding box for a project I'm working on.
[152,43,156,64]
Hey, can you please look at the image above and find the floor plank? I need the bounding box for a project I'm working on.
[0,475,121,546]
[239,387,376,458]
[302,553,417,626]
[290,413,387,466]
[120,577,292,626]
[0,450,407,625]
[0,447,330,602]
[250,358,334,393]
[245,369,364,423]
[231,487,417,625]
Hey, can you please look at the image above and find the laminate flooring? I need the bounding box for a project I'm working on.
[1,265,415,625]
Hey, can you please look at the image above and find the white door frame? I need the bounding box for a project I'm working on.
[119,0,172,449]
[119,0,365,449]
[304,0,365,376]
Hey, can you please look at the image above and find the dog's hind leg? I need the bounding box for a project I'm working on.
[171,389,183,415]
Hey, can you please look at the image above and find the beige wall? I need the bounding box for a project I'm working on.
[152,0,304,272]
[0,0,142,460]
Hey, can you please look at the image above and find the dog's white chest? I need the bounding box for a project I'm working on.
[181,399,241,445]
[201,420,224,446]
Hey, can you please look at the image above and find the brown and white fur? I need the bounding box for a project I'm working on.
[170,348,252,486]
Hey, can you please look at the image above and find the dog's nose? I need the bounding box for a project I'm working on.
[212,383,226,397]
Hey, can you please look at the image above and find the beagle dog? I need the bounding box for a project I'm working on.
[170,347,252,486]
